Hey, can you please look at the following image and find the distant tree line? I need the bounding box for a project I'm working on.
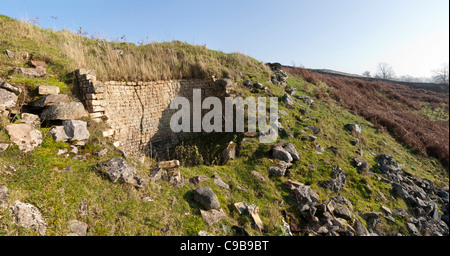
[362,63,449,85]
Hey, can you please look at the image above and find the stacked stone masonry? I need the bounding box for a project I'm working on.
[75,69,227,157]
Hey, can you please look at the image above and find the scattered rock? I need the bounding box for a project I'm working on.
[20,113,40,126]
[5,124,43,152]
[72,155,87,161]
[193,186,220,210]
[253,82,266,90]
[0,185,8,210]
[214,178,230,190]
[216,78,233,88]
[5,50,15,58]
[353,218,370,236]
[294,95,314,106]
[0,88,18,111]
[95,148,108,157]
[0,143,9,152]
[247,204,264,232]
[158,160,180,169]
[68,220,88,236]
[149,168,164,182]
[63,120,90,142]
[200,208,225,226]
[38,85,60,95]
[308,126,321,134]
[189,175,210,186]
[318,166,346,192]
[28,60,47,68]
[198,230,213,236]
[406,222,420,236]
[57,148,68,155]
[10,201,47,236]
[381,205,393,216]
[352,158,369,174]
[0,78,20,94]
[50,126,70,142]
[79,199,88,216]
[272,145,293,163]
[345,124,362,134]
[41,102,88,121]
[30,94,69,108]
[13,66,46,78]
[164,168,184,188]
[243,80,253,87]
[283,143,300,161]
[221,141,236,163]
[282,94,294,108]
[98,157,148,188]
[233,202,248,215]
[251,171,266,182]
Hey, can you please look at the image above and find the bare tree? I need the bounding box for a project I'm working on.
[362,71,371,77]
[432,63,449,85]
[375,62,395,80]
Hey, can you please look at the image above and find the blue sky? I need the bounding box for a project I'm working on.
[1,0,448,77]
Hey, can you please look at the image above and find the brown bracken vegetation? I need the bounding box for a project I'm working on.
[284,67,449,169]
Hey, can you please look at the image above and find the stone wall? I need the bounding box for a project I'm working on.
[75,69,228,157]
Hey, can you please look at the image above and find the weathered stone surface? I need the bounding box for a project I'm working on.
[221,141,236,163]
[165,168,184,188]
[268,166,286,177]
[0,78,20,94]
[216,78,233,87]
[50,126,70,142]
[345,124,362,134]
[30,94,69,107]
[68,220,88,236]
[251,171,266,182]
[283,143,300,161]
[95,148,108,157]
[149,168,163,182]
[38,85,60,95]
[193,186,220,210]
[63,120,90,142]
[5,50,15,58]
[248,204,264,232]
[189,175,210,186]
[353,218,369,236]
[98,157,148,188]
[200,208,225,226]
[272,146,293,163]
[198,230,213,236]
[0,143,9,152]
[214,178,230,190]
[10,201,47,235]
[318,166,346,192]
[41,102,87,121]
[282,94,294,108]
[333,203,353,221]
[406,222,420,236]
[5,124,43,152]
[13,66,46,78]
[233,202,248,215]
[158,160,180,169]
[243,80,253,87]
[294,95,314,106]
[20,113,40,126]
[0,185,8,210]
[0,88,17,110]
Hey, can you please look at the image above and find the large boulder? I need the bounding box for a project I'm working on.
[221,141,236,163]
[272,146,293,163]
[282,94,294,108]
[283,143,300,161]
[98,157,148,188]
[10,201,47,236]
[5,124,43,152]
[20,113,40,126]
[13,66,46,78]
[63,120,90,142]
[0,88,17,111]
[41,102,87,121]
[50,126,70,142]
[30,94,69,108]
[193,186,220,210]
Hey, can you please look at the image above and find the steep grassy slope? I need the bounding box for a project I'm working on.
[0,15,448,236]
[0,15,270,83]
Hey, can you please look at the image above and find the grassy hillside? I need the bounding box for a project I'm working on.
[0,15,448,236]
[0,15,270,83]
